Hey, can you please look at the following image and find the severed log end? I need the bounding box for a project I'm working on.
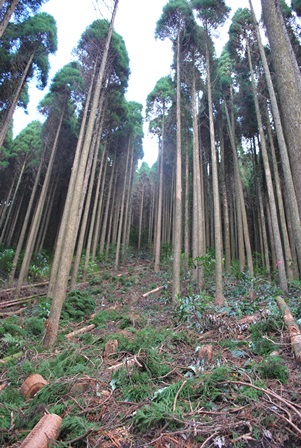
[19,413,62,448]
[276,296,301,363]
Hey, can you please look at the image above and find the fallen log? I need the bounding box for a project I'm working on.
[19,413,62,448]
[66,324,95,340]
[0,281,49,295]
[276,296,301,363]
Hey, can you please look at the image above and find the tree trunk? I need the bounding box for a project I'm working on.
[250,0,301,272]
[0,0,20,38]
[0,52,34,148]
[0,158,26,245]
[154,116,165,272]
[261,0,301,216]
[172,28,182,302]
[43,1,120,348]
[8,157,43,284]
[206,41,224,306]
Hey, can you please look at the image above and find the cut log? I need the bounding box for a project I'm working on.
[21,374,48,399]
[66,324,95,340]
[276,296,301,363]
[19,413,62,448]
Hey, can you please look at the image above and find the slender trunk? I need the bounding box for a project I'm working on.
[91,146,107,262]
[265,106,294,280]
[99,157,115,254]
[261,0,301,216]
[154,126,164,272]
[43,0,120,348]
[15,109,64,298]
[8,157,44,284]
[0,0,20,38]
[249,0,301,272]
[247,43,287,292]
[172,29,182,302]
[115,142,131,269]
[224,99,254,276]
[206,40,224,305]
[0,53,34,148]
[0,159,26,245]
[138,184,144,250]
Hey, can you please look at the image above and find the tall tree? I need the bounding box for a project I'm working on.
[156,0,196,302]
[0,12,57,149]
[0,0,48,37]
[43,1,122,348]
[191,0,230,305]
[146,76,174,272]
[261,0,301,216]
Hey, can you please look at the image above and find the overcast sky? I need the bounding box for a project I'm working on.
[13,0,262,167]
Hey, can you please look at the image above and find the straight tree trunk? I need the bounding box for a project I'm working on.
[154,119,164,272]
[0,52,34,148]
[172,28,183,302]
[261,0,301,216]
[8,157,44,284]
[43,0,120,348]
[15,109,65,298]
[0,0,20,37]
[0,159,26,245]
[206,40,224,306]
[247,43,287,292]
[250,0,301,272]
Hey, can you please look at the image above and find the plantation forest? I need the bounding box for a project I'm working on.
[2,0,301,446]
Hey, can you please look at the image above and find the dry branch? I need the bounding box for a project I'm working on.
[142,285,165,297]
[66,324,95,340]
[276,296,301,363]
[19,413,62,448]
[0,295,40,309]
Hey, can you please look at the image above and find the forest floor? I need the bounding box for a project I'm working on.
[1,254,301,447]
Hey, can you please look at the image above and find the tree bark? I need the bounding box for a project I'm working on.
[261,0,301,216]
[172,28,183,302]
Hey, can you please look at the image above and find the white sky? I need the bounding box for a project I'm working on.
[13,0,262,167]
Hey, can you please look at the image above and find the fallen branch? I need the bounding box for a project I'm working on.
[19,413,62,448]
[0,308,24,317]
[66,324,95,340]
[276,296,301,363]
[0,281,49,295]
[142,285,165,298]
[0,295,39,309]
[0,351,23,364]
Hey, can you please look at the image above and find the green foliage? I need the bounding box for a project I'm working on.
[255,356,289,383]
[39,349,95,378]
[176,292,213,330]
[61,290,95,322]
[60,415,94,442]
[23,316,44,337]
[28,251,51,281]
[91,309,123,327]
[0,247,15,277]
[193,249,216,277]
[250,318,281,355]
[113,367,152,402]
[133,401,183,433]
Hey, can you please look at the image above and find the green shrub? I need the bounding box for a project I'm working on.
[61,290,95,322]
[255,356,289,383]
